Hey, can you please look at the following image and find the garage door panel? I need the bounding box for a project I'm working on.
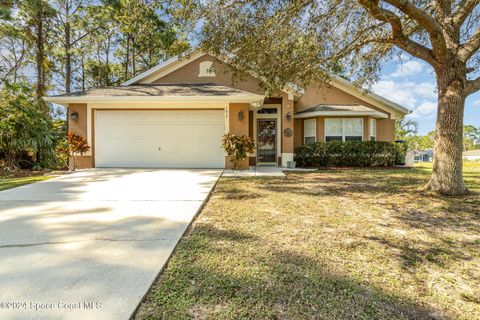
[95,110,225,168]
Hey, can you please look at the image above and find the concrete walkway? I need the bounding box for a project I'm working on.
[0,169,222,320]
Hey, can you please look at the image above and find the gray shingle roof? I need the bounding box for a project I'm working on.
[295,104,375,114]
[49,83,257,97]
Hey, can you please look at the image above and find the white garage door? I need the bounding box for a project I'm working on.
[95,110,225,168]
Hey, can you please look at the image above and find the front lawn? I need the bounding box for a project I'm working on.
[136,162,480,320]
[0,172,51,191]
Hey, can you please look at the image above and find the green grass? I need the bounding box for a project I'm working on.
[0,175,51,191]
[136,162,480,320]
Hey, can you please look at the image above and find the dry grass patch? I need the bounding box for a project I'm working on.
[136,162,480,320]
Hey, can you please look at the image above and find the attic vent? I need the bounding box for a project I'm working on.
[199,61,215,77]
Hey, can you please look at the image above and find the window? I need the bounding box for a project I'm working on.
[324,118,343,141]
[370,118,377,141]
[198,61,215,77]
[325,118,363,142]
[304,119,316,144]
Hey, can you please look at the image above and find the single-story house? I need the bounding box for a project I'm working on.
[412,150,434,163]
[463,149,480,161]
[44,51,410,169]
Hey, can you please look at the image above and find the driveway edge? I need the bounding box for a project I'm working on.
[128,171,223,320]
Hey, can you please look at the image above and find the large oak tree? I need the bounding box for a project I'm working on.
[171,0,480,195]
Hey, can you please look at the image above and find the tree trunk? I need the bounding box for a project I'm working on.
[105,36,111,86]
[65,20,71,93]
[124,36,130,79]
[425,63,466,196]
[80,55,85,91]
[132,36,136,77]
[35,1,45,100]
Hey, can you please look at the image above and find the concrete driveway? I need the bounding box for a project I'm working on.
[0,169,222,320]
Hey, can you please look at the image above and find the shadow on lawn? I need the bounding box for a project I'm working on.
[137,224,444,320]
[364,235,475,270]
[260,171,428,197]
[217,187,264,200]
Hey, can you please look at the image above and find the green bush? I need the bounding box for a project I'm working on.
[0,82,59,169]
[294,141,406,167]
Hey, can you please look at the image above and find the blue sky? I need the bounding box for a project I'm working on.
[372,55,480,135]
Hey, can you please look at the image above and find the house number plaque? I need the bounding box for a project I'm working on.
[283,128,293,137]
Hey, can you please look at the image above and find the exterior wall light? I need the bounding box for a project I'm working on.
[238,111,244,121]
[71,111,79,121]
[286,112,291,121]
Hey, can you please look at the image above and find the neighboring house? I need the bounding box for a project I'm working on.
[411,150,434,163]
[44,51,410,169]
[463,149,480,161]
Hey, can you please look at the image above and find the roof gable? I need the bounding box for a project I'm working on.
[122,50,410,116]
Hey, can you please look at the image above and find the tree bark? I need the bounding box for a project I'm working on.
[124,36,130,79]
[35,0,45,100]
[80,54,85,91]
[65,19,71,93]
[425,62,467,195]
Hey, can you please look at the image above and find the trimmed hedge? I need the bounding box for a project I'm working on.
[294,141,407,167]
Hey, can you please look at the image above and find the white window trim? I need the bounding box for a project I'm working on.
[370,118,377,141]
[303,118,317,144]
[324,118,364,142]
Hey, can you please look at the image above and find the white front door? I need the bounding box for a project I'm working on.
[94,110,225,168]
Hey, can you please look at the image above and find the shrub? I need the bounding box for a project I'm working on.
[67,132,90,170]
[0,82,56,170]
[294,141,406,167]
[221,133,255,170]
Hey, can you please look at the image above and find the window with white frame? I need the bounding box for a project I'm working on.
[324,119,343,141]
[325,118,363,142]
[304,119,316,144]
[370,118,377,141]
[198,61,215,77]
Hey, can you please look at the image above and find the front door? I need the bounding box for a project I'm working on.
[257,119,277,164]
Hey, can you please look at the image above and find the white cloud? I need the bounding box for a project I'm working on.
[372,78,438,121]
[409,101,437,119]
[372,80,417,108]
[473,100,480,106]
[390,60,424,78]
[372,79,437,110]
[414,82,437,99]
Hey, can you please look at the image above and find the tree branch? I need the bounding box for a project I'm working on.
[466,76,480,95]
[69,21,104,46]
[0,50,26,85]
[434,0,452,16]
[458,25,480,61]
[384,0,443,35]
[383,0,448,57]
[452,0,480,27]
[357,0,436,64]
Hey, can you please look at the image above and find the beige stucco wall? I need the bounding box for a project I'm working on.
[153,54,265,95]
[293,119,303,150]
[281,92,295,155]
[377,119,396,141]
[295,83,390,117]
[68,103,93,169]
[226,103,250,169]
